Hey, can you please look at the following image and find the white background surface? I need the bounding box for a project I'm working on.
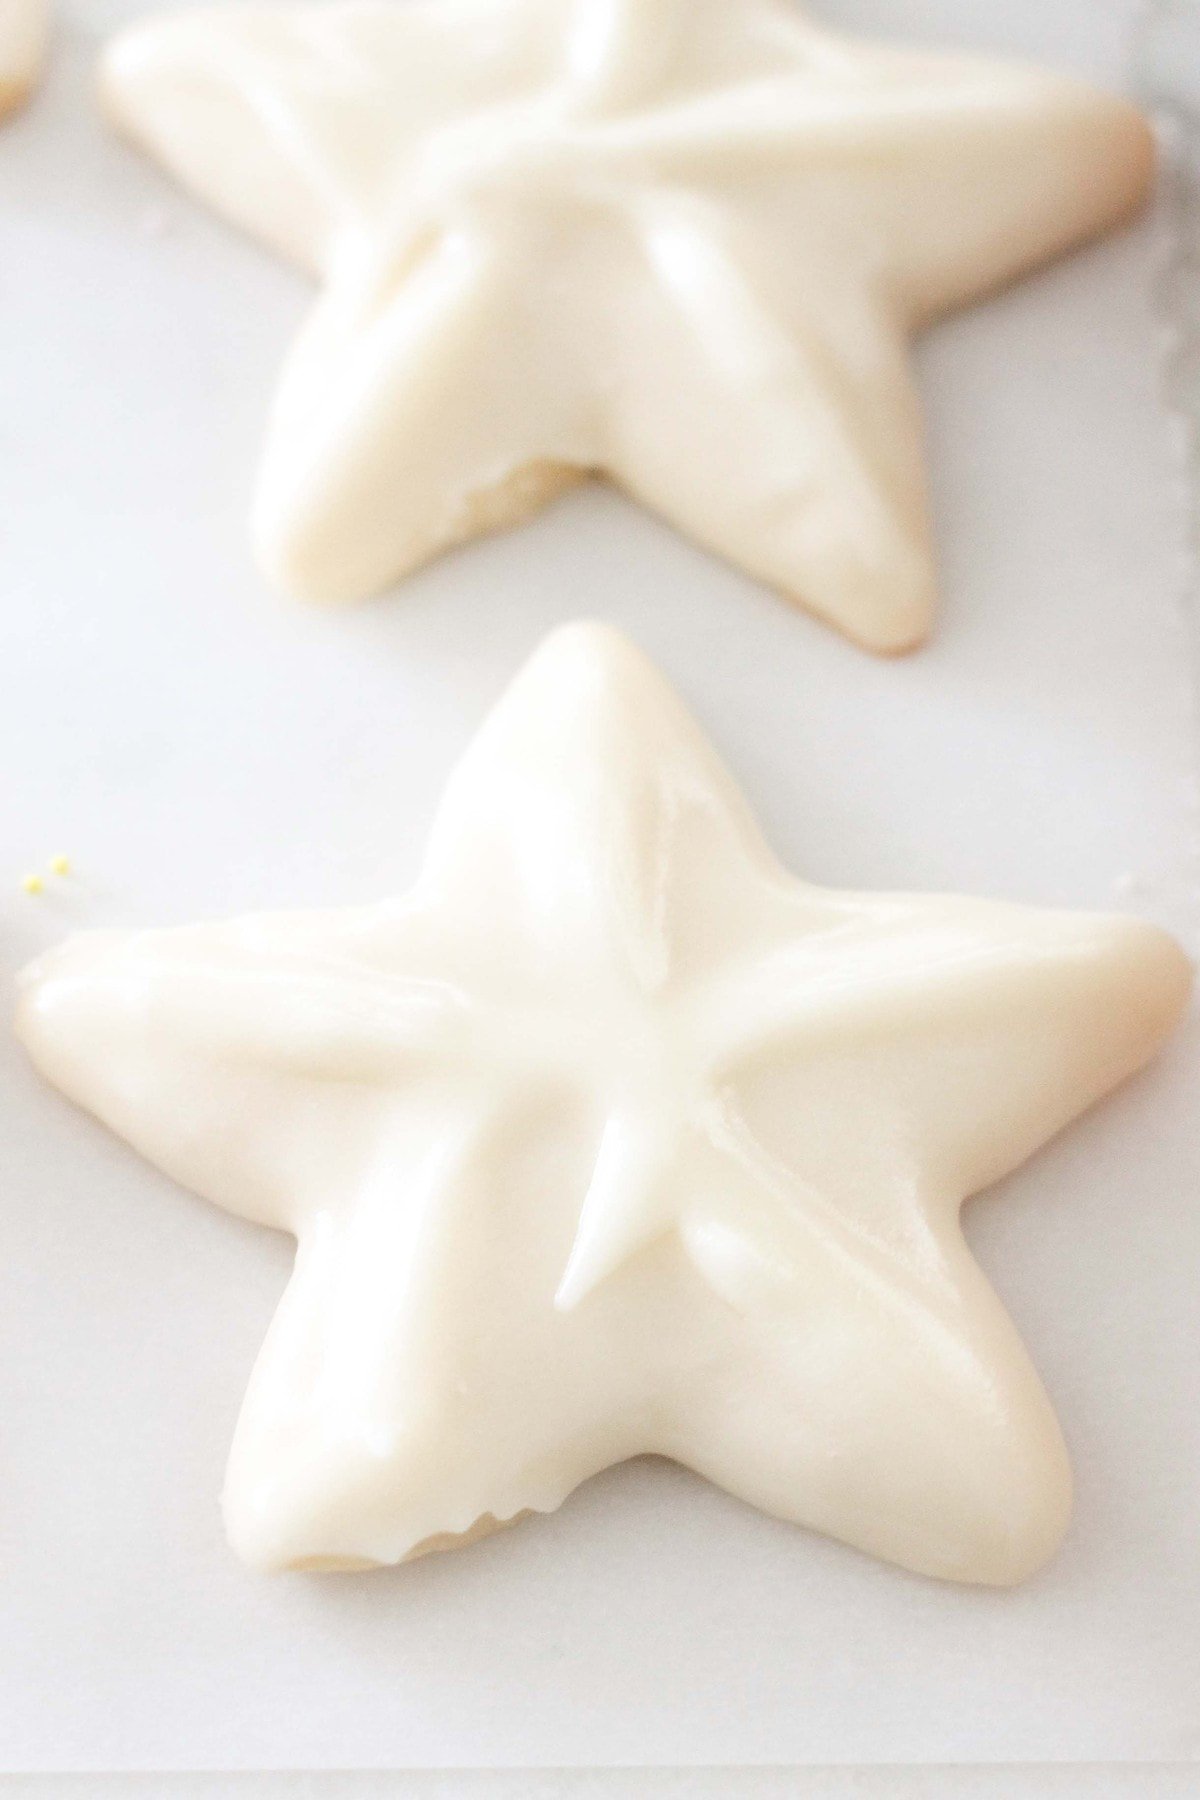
[1,0,1198,1778]
[3,1770,1200,1800]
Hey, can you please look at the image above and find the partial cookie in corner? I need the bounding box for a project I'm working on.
[0,0,47,119]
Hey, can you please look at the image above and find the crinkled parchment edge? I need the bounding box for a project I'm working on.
[1134,0,1200,937]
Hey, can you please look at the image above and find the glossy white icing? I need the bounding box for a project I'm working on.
[99,0,1153,649]
[17,624,1191,1582]
[0,0,47,117]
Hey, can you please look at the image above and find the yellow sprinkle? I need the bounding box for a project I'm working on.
[48,854,71,877]
[21,872,44,895]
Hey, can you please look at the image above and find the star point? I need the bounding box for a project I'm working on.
[17,625,1190,1583]
[100,0,1154,648]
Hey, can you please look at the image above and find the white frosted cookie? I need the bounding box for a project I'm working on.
[0,0,47,118]
[98,0,1154,650]
[17,624,1190,1583]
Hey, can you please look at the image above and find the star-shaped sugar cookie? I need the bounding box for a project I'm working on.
[18,624,1190,1583]
[100,0,1153,649]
